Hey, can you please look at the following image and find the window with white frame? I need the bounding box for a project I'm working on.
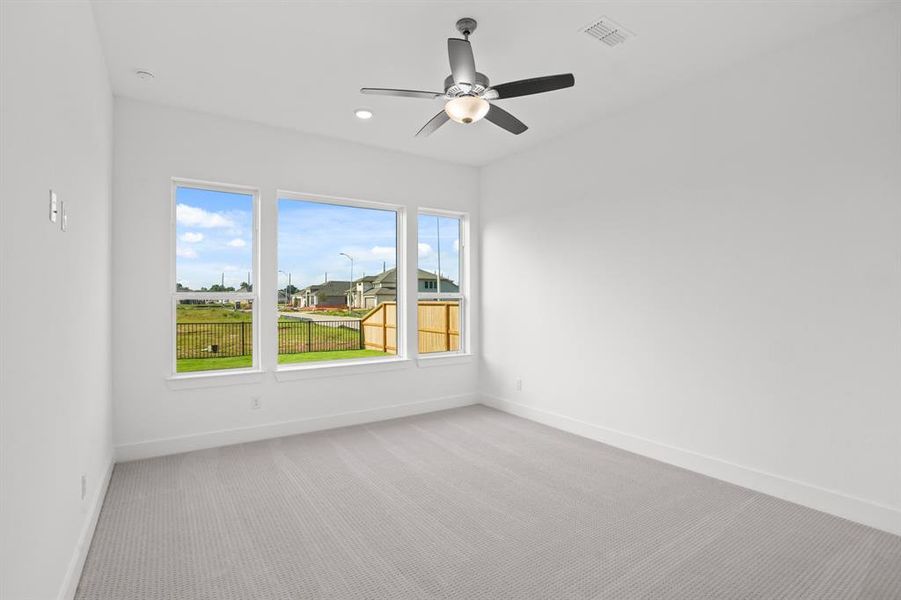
[172,181,258,374]
[417,211,465,354]
[277,193,403,365]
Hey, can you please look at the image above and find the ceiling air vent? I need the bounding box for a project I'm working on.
[582,17,634,47]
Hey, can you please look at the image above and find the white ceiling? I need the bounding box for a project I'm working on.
[91,1,882,166]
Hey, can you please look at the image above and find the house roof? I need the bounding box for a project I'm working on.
[362,287,397,297]
[364,267,456,286]
[314,280,351,296]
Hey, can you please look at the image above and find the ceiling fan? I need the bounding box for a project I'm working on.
[361,18,575,137]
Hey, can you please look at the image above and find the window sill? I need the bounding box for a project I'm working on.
[417,353,473,368]
[166,369,265,390]
[275,357,412,381]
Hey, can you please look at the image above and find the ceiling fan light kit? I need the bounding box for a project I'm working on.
[445,96,489,124]
[361,18,575,137]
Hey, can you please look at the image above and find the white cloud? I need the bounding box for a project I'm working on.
[226,238,247,248]
[370,246,396,259]
[418,243,432,257]
[180,231,204,243]
[176,204,235,228]
[176,246,198,259]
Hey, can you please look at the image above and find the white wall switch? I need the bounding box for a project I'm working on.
[80,474,87,501]
[516,378,523,392]
[60,200,68,232]
[49,190,58,222]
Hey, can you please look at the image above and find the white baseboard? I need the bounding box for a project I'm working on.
[480,393,901,537]
[58,457,114,600]
[116,393,479,462]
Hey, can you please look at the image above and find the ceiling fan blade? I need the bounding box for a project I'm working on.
[491,74,575,100]
[485,104,528,135]
[360,88,443,100]
[415,110,450,137]
[447,38,476,87]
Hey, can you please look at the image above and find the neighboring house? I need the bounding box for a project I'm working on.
[292,280,351,308]
[347,268,459,309]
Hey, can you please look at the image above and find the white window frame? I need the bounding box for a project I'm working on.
[169,178,261,376]
[276,191,407,370]
[417,208,468,357]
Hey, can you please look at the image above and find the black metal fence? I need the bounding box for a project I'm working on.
[176,322,252,359]
[176,319,363,359]
[278,319,363,354]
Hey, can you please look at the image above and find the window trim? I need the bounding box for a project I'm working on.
[275,190,407,369]
[170,178,261,376]
[416,208,468,357]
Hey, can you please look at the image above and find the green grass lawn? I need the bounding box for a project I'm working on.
[175,304,387,372]
[176,349,389,372]
[278,349,389,364]
[177,304,252,321]
[176,355,253,372]
[297,308,369,318]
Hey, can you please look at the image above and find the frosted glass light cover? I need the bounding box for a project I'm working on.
[444,96,489,124]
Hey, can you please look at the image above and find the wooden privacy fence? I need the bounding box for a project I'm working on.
[418,301,460,353]
[361,302,397,353]
[360,301,459,354]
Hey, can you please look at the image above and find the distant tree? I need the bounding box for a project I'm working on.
[176,282,189,292]
[285,284,299,295]
[208,284,236,292]
[239,281,252,292]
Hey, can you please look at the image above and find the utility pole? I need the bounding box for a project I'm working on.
[340,253,354,308]
[278,270,292,307]
[435,216,441,294]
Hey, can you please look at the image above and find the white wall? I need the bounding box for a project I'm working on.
[112,99,479,459]
[0,2,114,598]
[480,6,901,534]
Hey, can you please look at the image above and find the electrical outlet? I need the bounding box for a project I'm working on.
[49,190,58,223]
[80,474,87,501]
[250,397,262,410]
[516,378,523,392]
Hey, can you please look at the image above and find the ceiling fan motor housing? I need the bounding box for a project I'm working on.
[443,73,490,98]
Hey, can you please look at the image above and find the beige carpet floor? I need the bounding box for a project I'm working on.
[77,405,901,599]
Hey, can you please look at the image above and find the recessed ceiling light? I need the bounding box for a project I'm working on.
[135,70,155,80]
[354,108,373,120]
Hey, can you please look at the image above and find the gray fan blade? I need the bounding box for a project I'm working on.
[415,110,450,137]
[447,38,476,87]
[491,74,575,99]
[360,88,443,99]
[485,104,528,135]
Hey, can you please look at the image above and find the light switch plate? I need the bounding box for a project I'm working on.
[49,190,58,223]
[60,200,68,232]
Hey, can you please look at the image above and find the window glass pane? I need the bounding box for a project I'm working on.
[277,198,398,364]
[176,299,253,372]
[417,214,460,292]
[175,187,253,292]
[418,299,461,354]
[418,214,462,354]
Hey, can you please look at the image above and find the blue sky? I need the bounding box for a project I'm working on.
[175,187,253,290]
[417,214,460,285]
[278,199,397,289]
[176,188,459,291]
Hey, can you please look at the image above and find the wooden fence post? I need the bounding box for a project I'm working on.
[444,302,451,351]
